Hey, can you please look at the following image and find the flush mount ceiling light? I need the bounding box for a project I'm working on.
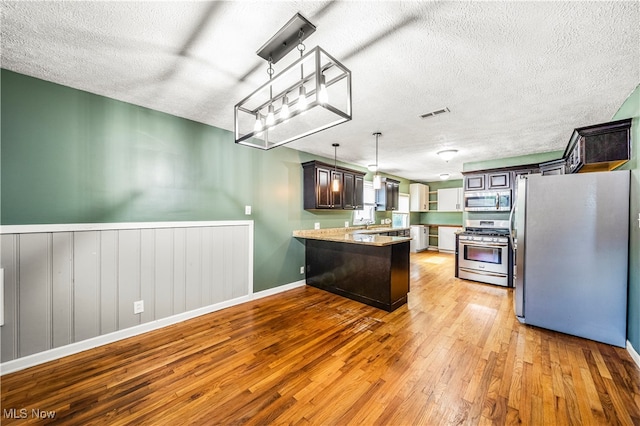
[372,132,382,189]
[234,13,352,150]
[439,173,450,180]
[437,149,458,162]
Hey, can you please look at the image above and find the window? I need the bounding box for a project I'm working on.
[353,181,376,225]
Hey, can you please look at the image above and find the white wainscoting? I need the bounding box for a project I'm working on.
[0,221,260,372]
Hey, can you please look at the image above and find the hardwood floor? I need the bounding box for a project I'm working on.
[2,251,639,425]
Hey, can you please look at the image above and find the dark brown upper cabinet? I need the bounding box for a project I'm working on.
[539,158,567,176]
[464,171,510,191]
[343,172,364,210]
[487,172,511,189]
[464,174,486,191]
[563,118,631,173]
[302,161,365,210]
[376,177,400,211]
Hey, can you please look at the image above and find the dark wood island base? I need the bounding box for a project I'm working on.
[303,238,410,312]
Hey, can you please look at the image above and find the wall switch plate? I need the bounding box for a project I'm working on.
[300,266,305,274]
[345,221,349,228]
[134,300,144,314]
[314,222,320,230]
[245,205,252,215]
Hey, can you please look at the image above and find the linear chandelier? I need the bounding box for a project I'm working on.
[234,13,352,150]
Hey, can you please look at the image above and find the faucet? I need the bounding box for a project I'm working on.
[364,220,375,229]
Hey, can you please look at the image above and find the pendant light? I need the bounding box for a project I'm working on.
[318,73,329,104]
[372,132,382,190]
[332,143,340,192]
[280,94,290,120]
[253,112,263,133]
[265,104,275,126]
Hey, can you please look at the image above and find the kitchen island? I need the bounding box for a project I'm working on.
[293,227,411,311]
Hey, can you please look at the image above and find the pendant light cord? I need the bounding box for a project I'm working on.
[375,133,379,168]
[298,30,305,81]
[268,57,274,97]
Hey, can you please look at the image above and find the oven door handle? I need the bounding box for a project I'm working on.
[459,242,507,249]
[458,267,507,278]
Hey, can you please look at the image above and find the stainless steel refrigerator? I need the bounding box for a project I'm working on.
[510,170,629,347]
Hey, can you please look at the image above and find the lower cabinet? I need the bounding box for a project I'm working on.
[438,226,462,252]
[304,239,410,312]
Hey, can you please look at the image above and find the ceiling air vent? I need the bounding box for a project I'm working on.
[420,107,450,119]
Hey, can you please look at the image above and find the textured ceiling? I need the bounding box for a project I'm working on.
[2,1,639,181]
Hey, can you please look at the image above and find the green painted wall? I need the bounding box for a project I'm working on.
[464,151,564,172]
[417,179,464,226]
[615,84,640,354]
[0,70,406,292]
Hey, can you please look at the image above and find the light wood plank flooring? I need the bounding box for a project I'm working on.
[2,251,639,424]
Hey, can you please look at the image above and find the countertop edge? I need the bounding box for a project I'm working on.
[293,230,411,247]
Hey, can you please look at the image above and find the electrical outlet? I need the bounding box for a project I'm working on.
[245,205,252,215]
[133,300,144,314]
[314,222,320,230]
[344,221,349,228]
[300,266,305,274]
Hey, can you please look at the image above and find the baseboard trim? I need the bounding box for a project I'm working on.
[253,279,306,298]
[0,280,306,376]
[628,340,640,370]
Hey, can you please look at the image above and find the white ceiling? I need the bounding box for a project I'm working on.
[2,1,639,182]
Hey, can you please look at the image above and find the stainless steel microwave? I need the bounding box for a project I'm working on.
[464,190,511,211]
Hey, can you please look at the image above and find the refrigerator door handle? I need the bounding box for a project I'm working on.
[508,201,516,249]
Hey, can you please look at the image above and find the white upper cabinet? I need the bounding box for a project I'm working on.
[437,187,463,212]
[409,183,429,212]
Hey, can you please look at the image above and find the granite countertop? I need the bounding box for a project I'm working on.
[293,227,411,247]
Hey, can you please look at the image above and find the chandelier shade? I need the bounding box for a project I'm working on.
[234,46,352,150]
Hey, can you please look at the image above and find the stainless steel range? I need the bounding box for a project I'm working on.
[455,219,513,287]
